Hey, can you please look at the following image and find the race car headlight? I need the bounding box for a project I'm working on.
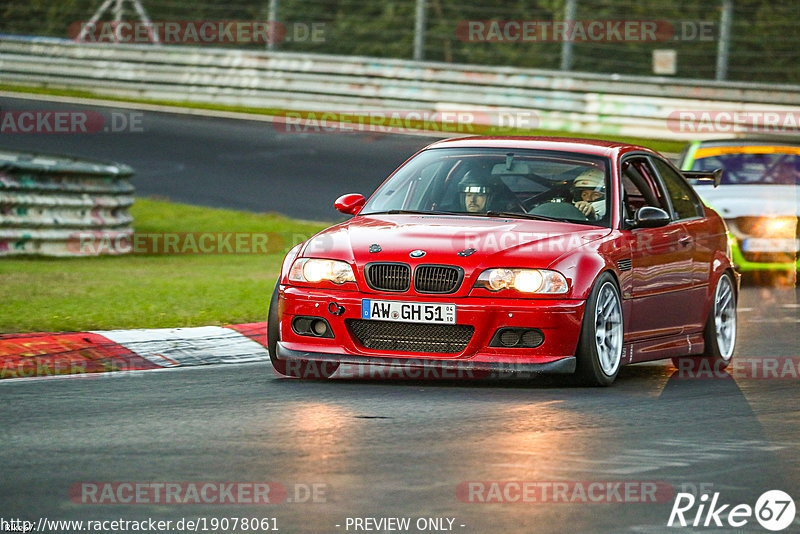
[289,258,356,285]
[475,268,568,294]
[758,217,797,238]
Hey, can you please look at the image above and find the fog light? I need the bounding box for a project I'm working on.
[500,330,520,347]
[291,316,335,339]
[522,330,544,346]
[294,317,312,333]
[312,320,328,336]
[490,328,545,348]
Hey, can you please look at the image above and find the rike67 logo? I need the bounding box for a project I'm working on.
[668,490,796,531]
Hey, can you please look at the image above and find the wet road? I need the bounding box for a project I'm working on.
[2,286,798,534]
[0,95,433,221]
[1,93,798,533]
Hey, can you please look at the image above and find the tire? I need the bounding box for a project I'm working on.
[575,272,623,386]
[267,284,339,379]
[267,284,288,376]
[672,271,737,373]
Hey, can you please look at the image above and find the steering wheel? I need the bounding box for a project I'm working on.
[528,201,589,221]
[521,182,572,212]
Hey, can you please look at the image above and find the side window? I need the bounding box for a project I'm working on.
[620,157,667,220]
[651,157,704,219]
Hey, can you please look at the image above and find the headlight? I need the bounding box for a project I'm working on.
[757,217,797,238]
[289,258,356,284]
[475,268,568,294]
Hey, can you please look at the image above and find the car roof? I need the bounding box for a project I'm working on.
[425,136,656,158]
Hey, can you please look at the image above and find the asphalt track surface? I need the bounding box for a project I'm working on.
[0,96,433,221]
[2,95,799,533]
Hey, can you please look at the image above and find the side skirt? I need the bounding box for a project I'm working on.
[621,332,705,365]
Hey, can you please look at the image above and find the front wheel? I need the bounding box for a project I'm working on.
[575,272,623,386]
[267,284,287,375]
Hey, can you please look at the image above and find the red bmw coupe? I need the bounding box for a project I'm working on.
[268,137,738,386]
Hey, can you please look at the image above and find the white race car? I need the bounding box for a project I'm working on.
[679,138,799,279]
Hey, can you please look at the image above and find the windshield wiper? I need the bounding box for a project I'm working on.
[364,209,468,216]
[364,210,565,222]
[484,211,562,222]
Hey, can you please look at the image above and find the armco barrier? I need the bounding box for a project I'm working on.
[0,149,134,256]
[2,35,800,140]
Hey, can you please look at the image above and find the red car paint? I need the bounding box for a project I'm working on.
[273,137,735,377]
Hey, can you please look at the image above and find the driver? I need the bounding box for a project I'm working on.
[572,168,606,219]
[459,169,493,213]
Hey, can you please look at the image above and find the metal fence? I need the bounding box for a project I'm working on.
[2,35,799,141]
[1,0,798,84]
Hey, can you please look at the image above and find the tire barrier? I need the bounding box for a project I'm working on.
[0,149,134,256]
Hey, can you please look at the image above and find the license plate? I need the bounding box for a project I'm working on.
[742,238,799,253]
[361,299,456,324]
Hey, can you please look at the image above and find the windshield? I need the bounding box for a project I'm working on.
[361,147,612,226]
[690,148,800,185]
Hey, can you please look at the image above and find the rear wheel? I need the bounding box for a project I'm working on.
[267,284,338,379]
[672,272,737,372]
[575,272,623,386]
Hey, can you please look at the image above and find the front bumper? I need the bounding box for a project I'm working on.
[277,285,585,368]
[277,343,576,375]
[730,234,799,272]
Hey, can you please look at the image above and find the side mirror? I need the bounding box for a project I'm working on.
[334,193,365,215]
[634,206,671,228]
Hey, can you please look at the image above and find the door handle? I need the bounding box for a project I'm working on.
[679,236,692,247]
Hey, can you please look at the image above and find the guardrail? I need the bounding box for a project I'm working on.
[0,149,134,256]
[1,35,800,140]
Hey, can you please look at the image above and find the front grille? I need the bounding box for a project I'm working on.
[365,263,411,292]
[346,319,474,354]
[414,265,463,294]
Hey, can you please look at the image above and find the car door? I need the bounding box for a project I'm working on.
[621,155,694,341]
[649,155,710,333]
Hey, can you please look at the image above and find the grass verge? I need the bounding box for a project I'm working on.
[0,83,686,333]
[0,198,330,333]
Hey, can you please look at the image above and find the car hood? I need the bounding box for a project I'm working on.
[301,214,611,272]
[694,184,800,218]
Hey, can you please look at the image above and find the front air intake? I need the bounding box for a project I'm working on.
[346,319,473,353]
[414,265,463,294]
[364,262,411,292]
